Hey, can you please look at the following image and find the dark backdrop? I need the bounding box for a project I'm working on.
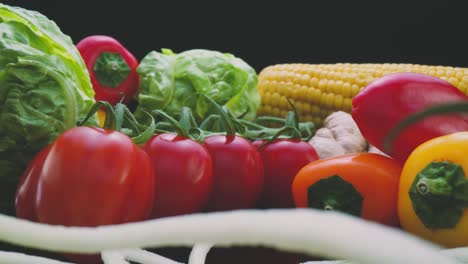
[2,0,468,72]
[1,1,468,262]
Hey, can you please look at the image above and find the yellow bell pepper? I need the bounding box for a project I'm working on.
[399,131,468,248]
[97,109,106,127]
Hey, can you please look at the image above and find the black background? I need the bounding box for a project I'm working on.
[2,0,468,73]
[1,1,468,263]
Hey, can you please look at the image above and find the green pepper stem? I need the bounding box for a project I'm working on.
[416,179,431,195]
[409,161,468,229]
[308,175,363,217]
[93,52,131,88]
[323,199,338,211]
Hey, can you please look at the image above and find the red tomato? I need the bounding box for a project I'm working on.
[254,139,319,208]
[144,133,213,218]
[15,126,155,263]
[15,145,51,222]
[77,35,139,105]
[203,135,264,211]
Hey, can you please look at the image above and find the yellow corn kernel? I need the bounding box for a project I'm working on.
[258,63,468,127]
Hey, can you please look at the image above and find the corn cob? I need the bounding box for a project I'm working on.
[257,63,468,127]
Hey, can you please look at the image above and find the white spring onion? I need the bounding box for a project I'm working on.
[442,248,468,263]
[0,251,73,264]
[0,209,463,264]
[101,251,130,264]
[188,244,212,264]
[115,249,182,264]
[300,248,468,264]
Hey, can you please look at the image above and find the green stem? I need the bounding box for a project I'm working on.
[196,93,236,136]
[323,198,340,211]
[238,119,265,130]
[254,116,287,125]
[179,107,193,130]
[199,114,221,131]
[409,161,468,229]
[93,52,131,87]
[416,179,431,195]
[179,107,205,142]
[308,175,363,217]
[78,101,155,145]
[152,110,190,138]
[129,109,155,145]
[78,101,116,130]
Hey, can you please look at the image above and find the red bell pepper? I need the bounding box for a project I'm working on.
[352,72,468,165]
[77,35,139,105]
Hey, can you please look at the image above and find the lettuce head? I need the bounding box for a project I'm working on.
[136,49,260,121]
[0,4,95,213]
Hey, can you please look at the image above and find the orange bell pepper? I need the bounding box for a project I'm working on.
[292,153,401,226]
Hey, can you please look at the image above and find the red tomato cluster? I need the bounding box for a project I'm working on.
[16,128,320,227]
[15,123,404,264]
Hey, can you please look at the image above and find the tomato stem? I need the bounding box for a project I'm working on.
[129,109,156,145]
[152,109,190,138]
[78,100,116,129]
[196,94,237,136]
[245,99,305,142]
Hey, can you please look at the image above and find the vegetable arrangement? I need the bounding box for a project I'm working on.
[3,2,468,264]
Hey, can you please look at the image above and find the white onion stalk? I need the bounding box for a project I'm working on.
[0,251,73,264]
[442,248,468,263]
[301,248,468,264]
[188,244,212,264]
[102,249,183,264]
[101,250,130,264]
[300,261,350,264]
[0,209,463,264]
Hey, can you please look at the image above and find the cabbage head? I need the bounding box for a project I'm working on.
[0,4,95,214]
[136,49,260,121]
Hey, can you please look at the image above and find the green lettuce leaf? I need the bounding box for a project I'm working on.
[0,4,95,214]
[136,49,260,121]
[0,4,94,114]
